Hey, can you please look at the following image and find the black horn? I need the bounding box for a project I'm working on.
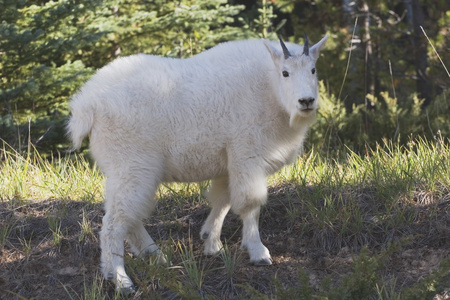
[278,35,291,59]
[303,33,309,56]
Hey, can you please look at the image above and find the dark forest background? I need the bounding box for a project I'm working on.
[1,0,449,155]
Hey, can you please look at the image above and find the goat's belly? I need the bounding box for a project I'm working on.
[162,149,228,183]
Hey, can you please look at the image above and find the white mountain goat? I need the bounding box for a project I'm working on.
[67,34,328,293]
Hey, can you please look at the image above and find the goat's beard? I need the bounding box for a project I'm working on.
[289,109,317,128]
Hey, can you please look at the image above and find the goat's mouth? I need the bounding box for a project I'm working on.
[297,103,316,112]
[289,108,317,127]
[296,107,317,119]
[299,107,316,113]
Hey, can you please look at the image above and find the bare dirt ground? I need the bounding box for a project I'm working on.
[1,185,450,299]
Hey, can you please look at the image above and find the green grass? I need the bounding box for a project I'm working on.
[0,143,104,204]
[1,137,449,299]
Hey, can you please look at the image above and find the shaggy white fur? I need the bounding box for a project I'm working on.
[67,35,328,293]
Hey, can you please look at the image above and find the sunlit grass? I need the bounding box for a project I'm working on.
[0,143,103,203]
[3,136,447,208]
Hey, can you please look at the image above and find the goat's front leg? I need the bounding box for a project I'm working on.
[228,164,272,265]
[240,205,272,265]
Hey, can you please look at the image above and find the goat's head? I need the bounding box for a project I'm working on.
[264,34,328,127]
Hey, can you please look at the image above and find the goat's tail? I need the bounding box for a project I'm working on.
[66,97,94,150]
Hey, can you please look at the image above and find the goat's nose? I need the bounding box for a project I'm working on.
[298,97,315,106]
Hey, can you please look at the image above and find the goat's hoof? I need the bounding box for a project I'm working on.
[156,250,168,265]
[117,284,136,296]
[203,241,224,256]
[254,257,273,266]
[113,273,136,295]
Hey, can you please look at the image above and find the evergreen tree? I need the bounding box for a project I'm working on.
[0,0,109,150]
[0,0,247,152]
[1,0,448,154]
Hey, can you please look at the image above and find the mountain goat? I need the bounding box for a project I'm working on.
[67,34,328,293]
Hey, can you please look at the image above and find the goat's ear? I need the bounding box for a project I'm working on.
[262,39,282,66]
[310,34,328,61]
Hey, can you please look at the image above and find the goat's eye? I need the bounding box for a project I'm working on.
[282,71,289,77]
[311,68,316,74]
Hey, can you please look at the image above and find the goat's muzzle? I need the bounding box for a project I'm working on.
[298,97,315,110]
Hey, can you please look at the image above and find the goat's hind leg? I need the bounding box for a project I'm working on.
[100,208,135,294]
[127,221,167,264]
[201,177,231,255]
[100,176,158,294]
